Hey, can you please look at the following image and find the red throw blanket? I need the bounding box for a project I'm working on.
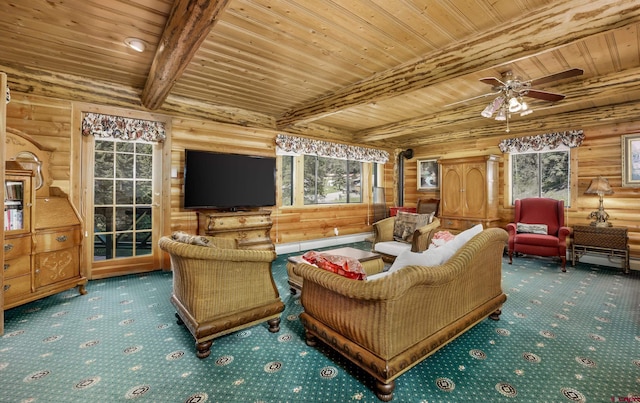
[301,251,367,280]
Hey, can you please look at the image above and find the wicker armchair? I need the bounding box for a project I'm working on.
[158,236,284,358]
[372,216,441,262]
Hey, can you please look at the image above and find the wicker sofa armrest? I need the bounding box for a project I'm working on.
[372,216,396,244]
[159,236,276,263]
[410,217,441,252]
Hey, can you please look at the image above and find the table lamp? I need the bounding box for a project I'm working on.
[584,176,613,227]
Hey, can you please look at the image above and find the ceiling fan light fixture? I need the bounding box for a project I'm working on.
[508,97,522,113]
[473,68,582,131]
[481,103,494,118]
[125,37,146,52]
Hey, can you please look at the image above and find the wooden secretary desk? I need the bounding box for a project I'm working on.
[3,128,86,310]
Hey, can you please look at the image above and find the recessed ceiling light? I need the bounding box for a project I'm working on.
[124,37,146,52]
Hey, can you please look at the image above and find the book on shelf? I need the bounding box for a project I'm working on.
[5,181,24,201]
[4,207,24,231]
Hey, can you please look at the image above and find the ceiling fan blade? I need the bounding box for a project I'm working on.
[444,91,501,107]
[479,77,504,87]
[525,89,566,102]
[530,68,584,86]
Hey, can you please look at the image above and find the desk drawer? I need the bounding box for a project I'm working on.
[34,228,81,253]
[4,274,31,303]
[4,254,31,279]
[3,235,31,260]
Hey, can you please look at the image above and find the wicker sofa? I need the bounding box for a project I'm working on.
[372,215,441,262]
[158,235,285,358]
[294,227,508,401]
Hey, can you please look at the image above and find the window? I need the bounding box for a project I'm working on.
[511,148,570,205]
[281,155,293,207]
[280,155,364,206]
[304,156,361,204]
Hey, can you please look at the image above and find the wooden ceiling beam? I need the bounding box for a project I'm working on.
[141,0,231,110]
[276,0,640,129]
[355,67,640,143]
[2,63,274,129]
[367,99,640,149]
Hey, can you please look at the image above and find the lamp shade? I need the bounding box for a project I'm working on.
[585,176,613,196]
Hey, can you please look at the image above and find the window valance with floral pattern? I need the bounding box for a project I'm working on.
[81,113,166,143]
[275,134,389,163]
[498,130,584,153]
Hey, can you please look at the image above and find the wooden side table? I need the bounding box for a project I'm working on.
[571,225,629,273]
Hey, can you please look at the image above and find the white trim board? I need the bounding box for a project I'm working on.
[570,253,638,272]
[275,232,372,255]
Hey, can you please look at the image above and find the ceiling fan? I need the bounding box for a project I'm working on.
[448,68,584,132]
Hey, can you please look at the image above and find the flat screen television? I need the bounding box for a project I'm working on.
[183,149,276,210]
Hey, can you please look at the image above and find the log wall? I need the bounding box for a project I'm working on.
[5,91,639,266]
[5,93,395,248]
[407,121,640,265]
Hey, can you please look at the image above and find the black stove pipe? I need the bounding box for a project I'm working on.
[397,149,413,206]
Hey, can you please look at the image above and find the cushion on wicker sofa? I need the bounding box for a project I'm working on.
[372,217,441,263]
[171,231,215,247]
[393,211,435,242]
[375,224,484,279]
[372,240,412,257]
[302,251,367,280]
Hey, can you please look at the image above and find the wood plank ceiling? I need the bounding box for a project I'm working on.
[1,0,639,149]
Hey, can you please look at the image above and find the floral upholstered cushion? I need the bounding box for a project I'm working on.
[516,223,548,235]
[171,231,216,248]
[393,211,435,243]
[431,230,456,247]
[302,251,367,280]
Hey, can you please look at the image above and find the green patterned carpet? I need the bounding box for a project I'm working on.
[1,242,638,402]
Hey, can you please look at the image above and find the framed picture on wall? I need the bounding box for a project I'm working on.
[417,159,439,190]
[622,134,640,187]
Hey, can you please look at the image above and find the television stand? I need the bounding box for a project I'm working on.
[196,209,274,250]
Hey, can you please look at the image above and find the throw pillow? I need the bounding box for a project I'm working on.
[447,224,483,251]
[302,251,367,280]
[387,241,457,274]
[516,223,548,235]
[393,211,434,243]
[388,249,428,273]
[171,231,216,248]
[387,224,484,274]
[431,230,455,247]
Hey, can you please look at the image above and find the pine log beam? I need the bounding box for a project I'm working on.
[2,64,274,129]
[141,0,231,110]
[356,67,640,144]
[375,101,640,149]
[276,0,640,129]
[283,122,356,144]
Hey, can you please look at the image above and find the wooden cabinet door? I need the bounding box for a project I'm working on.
[34,247,80,289]
[4,171,33,235]
[440,164,463,217]
[462,162,487,219]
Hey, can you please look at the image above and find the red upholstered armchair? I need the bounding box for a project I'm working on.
[506,198,571,271]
